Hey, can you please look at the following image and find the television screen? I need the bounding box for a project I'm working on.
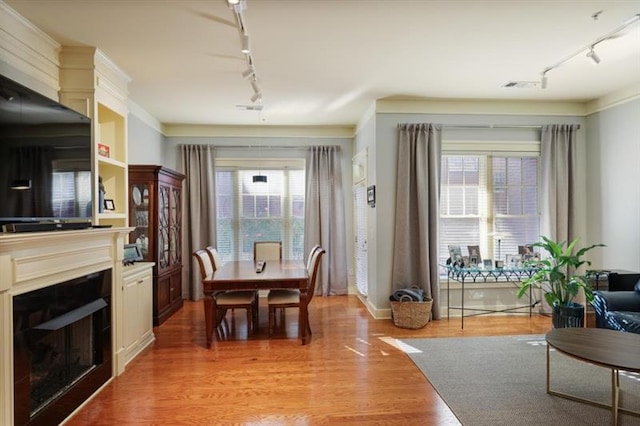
[0,74,92,226]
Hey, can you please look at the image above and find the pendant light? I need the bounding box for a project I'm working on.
[252,113,267,183]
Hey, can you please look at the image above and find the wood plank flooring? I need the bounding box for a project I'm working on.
[64,295,552,425]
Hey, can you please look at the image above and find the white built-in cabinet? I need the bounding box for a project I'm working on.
[123,262,155,365]
[59,47,131,227]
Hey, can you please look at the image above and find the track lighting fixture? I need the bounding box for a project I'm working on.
[231,0,265,104]
[539,13,639,89]
[241,66,255,79]
[586,48,601,64]
[540,73,548,89]
[250,80,260,94]
[241,34,250,54]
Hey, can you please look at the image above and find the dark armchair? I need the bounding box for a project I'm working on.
[591,281,640,334]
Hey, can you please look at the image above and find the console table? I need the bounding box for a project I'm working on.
[442,265,540,328]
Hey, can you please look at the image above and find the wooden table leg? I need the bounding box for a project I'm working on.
[299,286,309,345]
[203,292,213,348]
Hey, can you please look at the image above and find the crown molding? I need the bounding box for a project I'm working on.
[375,98,588,116]
[162,124,354,138]
[584,84,640,115]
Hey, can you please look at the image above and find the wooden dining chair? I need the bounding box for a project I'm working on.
[267,247,325,337]
[254,241,282,261]
[205,245,259,327]
[192,249,257,335]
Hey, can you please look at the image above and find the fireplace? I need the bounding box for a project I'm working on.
[13,268,112,426]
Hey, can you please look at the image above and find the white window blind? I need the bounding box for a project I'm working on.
[215,167,305,262]
[439,148,540,266]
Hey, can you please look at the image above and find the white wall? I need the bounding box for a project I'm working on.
[585,98,640,271]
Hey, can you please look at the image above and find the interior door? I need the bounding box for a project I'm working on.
[353,183,368,296]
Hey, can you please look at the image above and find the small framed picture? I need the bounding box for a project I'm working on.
[467,245,482,265]
[483,259,493,269]
[506,254,522,268]
[367,185,376,206]
[104,199,115,211]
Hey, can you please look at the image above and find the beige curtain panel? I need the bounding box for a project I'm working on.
[304,145,348,296]
[540,124,579,246]
[180,144,217,300]
[392,123,442,319]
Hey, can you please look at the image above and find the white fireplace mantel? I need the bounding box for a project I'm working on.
[0,228,131,426]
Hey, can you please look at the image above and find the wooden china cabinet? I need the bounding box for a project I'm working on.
[129,165,185,326]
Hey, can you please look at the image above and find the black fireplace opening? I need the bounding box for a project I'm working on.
[13,268,112,426]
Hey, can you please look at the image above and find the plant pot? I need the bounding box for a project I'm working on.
[552,303,584,328]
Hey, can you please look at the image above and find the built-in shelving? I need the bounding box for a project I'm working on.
[59,46,131,227]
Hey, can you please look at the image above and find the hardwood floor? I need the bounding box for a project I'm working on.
[65,295,551,425]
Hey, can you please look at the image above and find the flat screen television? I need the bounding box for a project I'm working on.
[0,74,93,229]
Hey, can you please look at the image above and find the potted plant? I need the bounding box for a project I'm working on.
[516,236,604,328]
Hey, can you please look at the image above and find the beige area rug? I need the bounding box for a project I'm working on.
[400,334,640,426]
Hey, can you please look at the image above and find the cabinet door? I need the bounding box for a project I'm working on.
[123,274,142,352]
[156,274,172,315]
[140,271,153,340]
[169,185,182,267]
[169,272,182,304]
[130,182,151,260]
[158,184,171,270]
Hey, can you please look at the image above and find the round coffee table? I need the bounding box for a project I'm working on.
[546,328,640,425]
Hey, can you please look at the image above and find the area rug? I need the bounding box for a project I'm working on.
[400,335,640,426]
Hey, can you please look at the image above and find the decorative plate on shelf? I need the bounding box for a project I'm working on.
[142,188,149,206]
[132,186,142,206]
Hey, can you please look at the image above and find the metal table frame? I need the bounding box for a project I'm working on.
[443,265,540,328]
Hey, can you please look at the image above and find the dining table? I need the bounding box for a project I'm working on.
[202,259,310,347]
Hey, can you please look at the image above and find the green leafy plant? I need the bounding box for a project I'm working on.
[516,236,604,307]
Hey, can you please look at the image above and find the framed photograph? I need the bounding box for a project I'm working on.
[123,243,143,265]
[467,245,482,265]
[448,245,463,264]
[367,185,376,206]
[483,259,493,269]
[97,143,110,158]
[506,254,522,268]
[104,199,115,211]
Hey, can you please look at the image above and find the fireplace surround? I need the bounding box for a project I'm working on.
[13,268,112,425]
[0,228,129,425]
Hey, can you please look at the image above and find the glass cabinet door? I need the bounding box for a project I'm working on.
[158,185,170,269]
[130,183,150,260]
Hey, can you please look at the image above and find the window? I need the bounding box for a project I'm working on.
[215,168,305,262]
[439,152,539,266]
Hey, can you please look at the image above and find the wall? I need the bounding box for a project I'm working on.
[353,111,378,312]
[163,134,355,289]
[585,98,640,271]
[127,104,164,165]
[371,108,587,315]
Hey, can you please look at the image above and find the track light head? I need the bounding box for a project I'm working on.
[586,48,601,64]
[241,66,255,79]
[250,80,260,94]
[241,34,250,54]
[250,92,262,103]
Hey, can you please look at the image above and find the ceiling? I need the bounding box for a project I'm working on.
[5,0,640,127]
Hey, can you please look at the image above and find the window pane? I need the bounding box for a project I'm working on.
[216,167,304,261]
[441,154,539,268]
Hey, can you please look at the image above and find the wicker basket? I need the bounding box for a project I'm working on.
[390,296,433,329]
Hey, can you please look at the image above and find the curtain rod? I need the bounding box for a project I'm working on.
[442,124,580,130]
[213,145,307,150]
